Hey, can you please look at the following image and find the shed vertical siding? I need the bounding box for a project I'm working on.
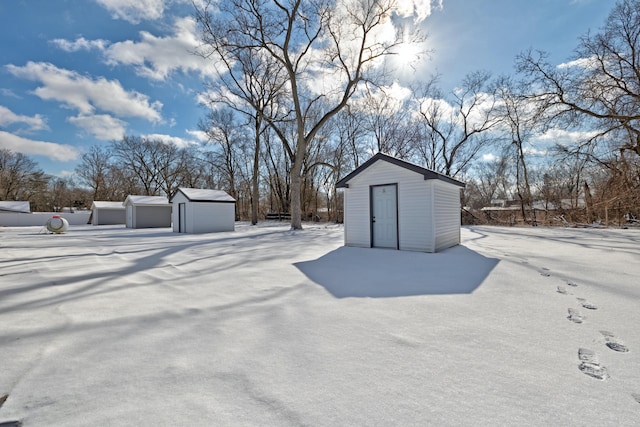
[398,174,431,252]
[343,175,370,248]
[344,161,433,251]
[433,180,462,251]
[94,209,126,225]
[171,191,235,233]
[192,203,235,233]
[136,206,172,228]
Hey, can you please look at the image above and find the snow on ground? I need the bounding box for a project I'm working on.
[0,222,639,426]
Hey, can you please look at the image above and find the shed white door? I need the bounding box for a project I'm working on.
[178,203,186,233]
[371,184,398,249]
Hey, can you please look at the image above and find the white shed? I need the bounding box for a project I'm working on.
[335,153,466,253]
[0,201,30,213]
[91,201,126,225]
[169,188,236,233]
[123,195,172,229]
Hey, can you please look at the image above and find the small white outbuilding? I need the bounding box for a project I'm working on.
[123,195,172,229]
[0,201,30,213]
[170,188,235,233]
[91,201,126,225]
[335,152,466,253]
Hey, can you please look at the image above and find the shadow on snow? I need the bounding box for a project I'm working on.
[295,245,499,298]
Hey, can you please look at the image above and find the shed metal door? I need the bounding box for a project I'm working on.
[371,184,398,249]
[178,203,186,233]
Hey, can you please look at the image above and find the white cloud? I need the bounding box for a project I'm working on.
[557,56,597,70]
[6,62,162,122]
[0,105,49,132]
[95,0,166,23]
[414,96,457,121]
[536,128,599,144]
[67,114,127,140]
[143,133,198,148]
[482,153,497,162]
[186,129,208,142]
[0,130,79,162]
[350,82,413,115]
[50,37,111,52]
[0,88,21,98]
[394,0,442,23]
[57,169,77,178]
[103,17,215,81]
[523,147,548,156]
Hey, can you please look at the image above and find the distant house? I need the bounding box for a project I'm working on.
[170,188,235,233]
[91,201,126,225]
[123,195,171,229]
[0,201,30,214]
[336,153,466,253]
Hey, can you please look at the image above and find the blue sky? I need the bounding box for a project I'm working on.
[0,0,615,177]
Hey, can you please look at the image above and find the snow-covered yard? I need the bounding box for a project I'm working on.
[1,223,639,426]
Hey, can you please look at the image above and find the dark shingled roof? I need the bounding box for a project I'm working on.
[335,152,466,189]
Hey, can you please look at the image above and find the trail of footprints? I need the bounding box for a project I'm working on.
[541,266,638,404]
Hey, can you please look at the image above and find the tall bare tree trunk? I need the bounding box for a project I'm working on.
[251,118,261,225]
[290,142,306,230]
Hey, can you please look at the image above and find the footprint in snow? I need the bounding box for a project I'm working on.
[633,393,640,404]
[578,348,609,380]
[567,280,578,287]
[540,267,551,277]
[600,331,630,353]
[557,285,568,294]
[567,308,584,323]
[577,298,598,310]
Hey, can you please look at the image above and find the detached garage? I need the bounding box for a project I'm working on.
[123,195,172,229]
[0,201,30,213]
[91,201,126,225]
[170,188,235,233]
[336,153,465,253]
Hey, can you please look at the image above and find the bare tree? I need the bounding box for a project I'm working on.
[200,108,248,202]
[75,145,112,201]
[415,71,501,177]
[195,0,420,228]
[495,77,536,224]
[0,148,48,202]
[517,0,640,156]
[359,84,419,158]
[110,136,163,196]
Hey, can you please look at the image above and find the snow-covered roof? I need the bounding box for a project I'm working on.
[91,201,126,210]
[171,188,236,203]
[123,195,169,206]
[0,201,31,213]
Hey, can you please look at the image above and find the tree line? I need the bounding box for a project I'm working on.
[1,0,638,227]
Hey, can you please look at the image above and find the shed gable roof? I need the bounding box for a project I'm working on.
[92,201,125,209]
[335,152,465,188]
[123,195,169,206]
[170,188,236,203]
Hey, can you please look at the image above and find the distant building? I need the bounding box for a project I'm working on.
[91,201,126,225]
[0,201,30,213]
[170,188,236,233]
[123,195,172,229]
